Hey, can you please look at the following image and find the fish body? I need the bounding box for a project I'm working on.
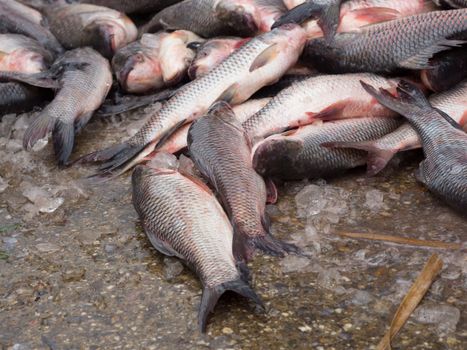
[0,34,53,74]
[187,102,297,260]
[0,82,52,116]
[327,80,467,175]
[23,47,112,165]
[158,97,271,154]
[43,3,137,58]
[79,0,182,14]
[253,117,401,180]
[302,9,467,74]
[433,0,467,8]
[243,73,398,141]
[82,24,307,176]
[0,0,63,55]
[132,162,262,331]
[362,80,467,211]
[112,35,166,94]
[421,47,467,92]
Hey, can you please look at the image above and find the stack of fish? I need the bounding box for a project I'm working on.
[1,0,466,331]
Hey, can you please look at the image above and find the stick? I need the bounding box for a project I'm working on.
[376,254,443,350]
[338,231,461,250]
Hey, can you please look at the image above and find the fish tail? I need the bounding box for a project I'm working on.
[77,142,146,177]
[321,140,396,176]
[360,80,431,116]
[198,278,263,332]
[233,224,300,262]
[272,0,341,41]
[52,119,75,166]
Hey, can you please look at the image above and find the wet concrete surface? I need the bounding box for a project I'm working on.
[0,110,466,350]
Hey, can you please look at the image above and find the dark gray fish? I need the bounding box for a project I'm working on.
[273,0,346,41]
[433,0,467,8]
[421,46,467,92]
[302,9,467,74]
[132,161,263,332]
[78,0,182,14]
[140,0,286,37]
[0,82,52,116]
[253,117,401,180]
[0,0,63,55]
[362,80,467,212]
[42,3,138,58]
[23,47,112,165]
[187,101,298,261]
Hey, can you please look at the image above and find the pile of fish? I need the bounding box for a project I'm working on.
[1,0,466,332]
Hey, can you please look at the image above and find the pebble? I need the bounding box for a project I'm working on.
[298,325,312,332]
[343,323,353,332]
[222,327,234,335]
[36,243,60,253]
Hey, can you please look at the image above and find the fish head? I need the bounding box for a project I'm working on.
[216,0,261,36]
[262,23,307,59]
[113,46,163,93]
[0,48,47,74]
[85,17,136,58]
[188,38,247,79]
[252,134,302,177]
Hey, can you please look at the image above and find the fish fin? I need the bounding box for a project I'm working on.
[233,224,300,262]
[265,178,278,204]
[0,71,60,89]
[312,101,346,120]
[433,108,463,130]
[144,223,183,258]
[250,44,279,72]
[399,39,466,70]
[272,0,342,41]
[322,140,396,176]
[414,164,427,185]
[217,83,240,104]
[52,119,75,166]
[349,7,401,23]
[183,173,213,195]
[198,279,263,332]
[74,112,94,134]
[23,112,55,150]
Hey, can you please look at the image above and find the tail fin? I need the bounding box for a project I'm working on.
[23,112,55,151]
[322,140,397,176]
[232,224,300,262]
[272,0,342,41]
[198,278,263,332]
[360,80,431,117]
[52,119,75,166]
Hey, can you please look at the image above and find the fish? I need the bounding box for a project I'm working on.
[253,117,401,180]
[301,0,435,39]
[242,73,399,141]
[302,9,467,74]
[420,47,467,92]
[0,34,53,74]
[432,0,467,8]
[0,0,63,55]
[188,37,250,79]
[80,24,307,177]
[159,30,203,85]
[42,3,138,58]
[361,80,467,212]
[187,101,298,261]
[77,0,182,14]
[273,0,345,40]
[23,47,112,165]
[112,33,167,94]
[0,82,52,116]
[157,97,271,154]
[140,0,286,38]
[131,161,263,332]
[325,79,467,175]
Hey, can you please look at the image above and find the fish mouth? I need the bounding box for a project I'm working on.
[117,54,143,91]
[187,63,199,80]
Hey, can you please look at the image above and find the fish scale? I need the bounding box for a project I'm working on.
[303,9,467,73]
[0,82,49,115]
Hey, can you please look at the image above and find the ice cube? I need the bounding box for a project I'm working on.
[364,189,385,211]
[280,255,311,273]
[22,185,64,214]
[412,303,460,333]
[147,152,179,170]
[0,176,8,193]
